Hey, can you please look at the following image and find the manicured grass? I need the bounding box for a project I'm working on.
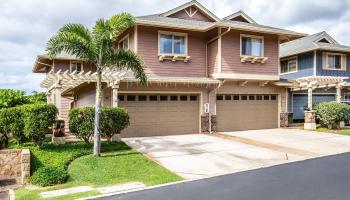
[68,151,182,186]
[315,126,350,136]
[13,141,182,200]
[335,129,350,136]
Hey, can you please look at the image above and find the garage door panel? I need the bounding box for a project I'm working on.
[217,94,278,131]
[120,94,199,137]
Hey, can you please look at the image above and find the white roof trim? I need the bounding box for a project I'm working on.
[314,32,339,45]
[160,0,220,22]
[223,10,257,24]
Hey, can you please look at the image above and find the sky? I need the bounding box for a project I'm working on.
[1,0,350,93]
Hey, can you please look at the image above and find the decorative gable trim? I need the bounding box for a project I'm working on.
[160,0,220,22]
[314,32,339,45]
[223,10,257,24]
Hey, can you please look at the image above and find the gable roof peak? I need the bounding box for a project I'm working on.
[313,31,338,44]
[223,10,257,24]
[160,0,220,22]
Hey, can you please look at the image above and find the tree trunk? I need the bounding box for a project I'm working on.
[93,68,102,157]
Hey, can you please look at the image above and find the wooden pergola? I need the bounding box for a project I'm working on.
[290,76,347,109]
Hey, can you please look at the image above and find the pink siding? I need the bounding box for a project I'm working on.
[75,84,95,107]
[221,30,279,75]
[53,60,96,73]
[137,26,207,77]
[168,6,215,22]
[207,40,218,75]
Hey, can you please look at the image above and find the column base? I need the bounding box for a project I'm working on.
[52,137,66,145]
[304,122,316,130]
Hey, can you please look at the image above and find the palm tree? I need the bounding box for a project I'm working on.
[46,13,147,156]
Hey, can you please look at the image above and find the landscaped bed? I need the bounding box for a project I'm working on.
[12,141,182,200]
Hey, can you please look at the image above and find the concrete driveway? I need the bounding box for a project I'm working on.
[123,128,350,179]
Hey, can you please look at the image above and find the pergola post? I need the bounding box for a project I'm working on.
[304,84,316,130]
[111,83,119,108]
[336,84,342,103]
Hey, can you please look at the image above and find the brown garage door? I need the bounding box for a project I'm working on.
[119,94,199,137]
[216,94,278,131]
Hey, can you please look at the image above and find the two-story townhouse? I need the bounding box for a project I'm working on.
[280,31,350,122]
[33,0,305,137]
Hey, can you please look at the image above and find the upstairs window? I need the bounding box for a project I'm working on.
[118,35,129,49]
[241,35,263,57]
[70,61,83,73]
[324,53,346,70]
[159,31,187,55]
[281,57,297,74]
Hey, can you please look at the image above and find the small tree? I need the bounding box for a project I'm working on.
[22,104,58,146]
[0,107,25,145]
[314,102,350,129]
[26,91,47,104]
[101,107,129,143]
[69,107,95,144]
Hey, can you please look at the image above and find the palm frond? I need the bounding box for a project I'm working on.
[108,13,135,38]
[108,49,147,85]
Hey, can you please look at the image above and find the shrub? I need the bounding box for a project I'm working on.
[314,102,350,129]
[22,104,58,146]
[69,107,95,144]
[26,91,47,104]
[101,107,130,142]
[0,107,25,145]
[0,89,28,109]
[30,166,68,186]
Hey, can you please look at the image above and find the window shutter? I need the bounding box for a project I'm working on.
[342,54,347,70]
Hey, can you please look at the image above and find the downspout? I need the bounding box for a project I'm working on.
[205,27,231,77]
[208,80,225,133]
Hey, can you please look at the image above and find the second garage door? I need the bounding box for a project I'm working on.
[216,94,278,131]
[119,94,200,137]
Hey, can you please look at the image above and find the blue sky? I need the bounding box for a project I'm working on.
[1,0,350,93]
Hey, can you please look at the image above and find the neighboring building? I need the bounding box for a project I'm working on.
[33,0,306,137]
[280,31,350,121]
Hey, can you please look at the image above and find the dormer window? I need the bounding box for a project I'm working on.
[241,35,264,57]
[281,57,297,74]
[323,53,346,71]
[159,31,187,55]
[118,35,129,49]
[70,61,83,73]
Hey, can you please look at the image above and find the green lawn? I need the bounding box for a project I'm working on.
[13,141,182,200]
[315,126,350,136]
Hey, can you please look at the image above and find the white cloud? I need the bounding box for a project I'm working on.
[0,0,349,92]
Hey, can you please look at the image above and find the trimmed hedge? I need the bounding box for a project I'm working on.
[0,107,25,145]
[101,107,129,142]
[29,166,68,186]
[22,104,58,147]
[69,107,95,144]
[314,102,350,129]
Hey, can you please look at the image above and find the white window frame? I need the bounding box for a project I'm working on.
[240,34,264,57]
[70,61,83,73]
[323,52,346,71]
[280,56,298,74]
[158,31,188,56]
[118,34,129,49]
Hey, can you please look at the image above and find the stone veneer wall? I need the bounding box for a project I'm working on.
[0,149,30,185]
[201,115,217,132]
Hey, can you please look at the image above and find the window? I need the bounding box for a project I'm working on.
[70,62,83,73]
[180,95,188,101]
[256,95,262,100]
[118,95,124,101]
[170,96,178,101]
[270,95,277,100]
[160,96,168,101]
[118,35,129,49]
[190,96,197,101]
[249,95,255,100]
[326,54,342,70]
[159,32,187,55]
[344,94,350,100]
[241,35,263,57]
[281,57,297,74]
[216,95,223,100]
[127,95,136,101]
[233,95,239,100]
[149,96,158,101]
[241,95,247,100]
[263,95,269,100]
[225,95,232,100]
[138,95,147,101]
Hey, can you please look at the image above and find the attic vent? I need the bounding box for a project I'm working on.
[318,38,330,43]
[231,15,251,23]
